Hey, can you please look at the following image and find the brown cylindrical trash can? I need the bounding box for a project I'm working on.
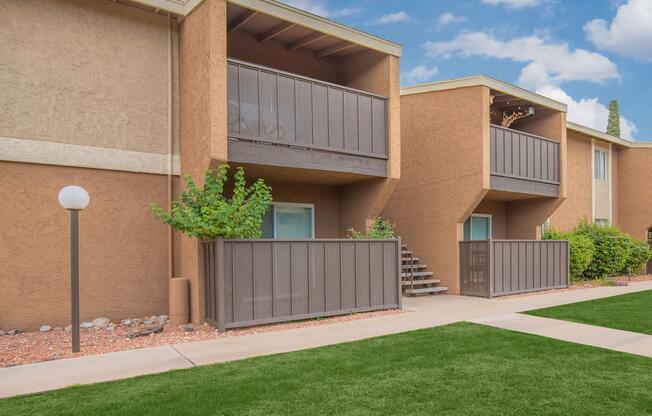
[169,277,189,326]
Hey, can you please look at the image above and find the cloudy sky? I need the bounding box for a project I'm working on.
[283,0,652,141]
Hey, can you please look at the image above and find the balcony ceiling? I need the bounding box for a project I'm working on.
[227,3,367,60]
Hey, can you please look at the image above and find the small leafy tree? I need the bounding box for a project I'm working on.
[606,99,621,138]
[152,164,272,239]
[349,217,395,239]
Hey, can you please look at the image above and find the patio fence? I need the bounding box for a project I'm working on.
[203,238,402,330]
[460,239,569,298]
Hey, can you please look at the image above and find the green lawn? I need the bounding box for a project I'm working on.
[526,289,652,335]
[2,323,651,416]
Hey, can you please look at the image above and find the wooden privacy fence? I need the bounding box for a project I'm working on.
[460,240,569,298]
[203,238,402,331]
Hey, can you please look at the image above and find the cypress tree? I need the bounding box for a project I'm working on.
[606,99,621,138]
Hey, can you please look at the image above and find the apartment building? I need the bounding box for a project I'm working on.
[383,76,652,297]
[1,0,402,329]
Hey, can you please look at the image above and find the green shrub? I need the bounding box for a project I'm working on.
[543,228,595,282]
[349,217,395,239]
[151,164,272,239]
[574,221,632,279]
[620,236,652,275]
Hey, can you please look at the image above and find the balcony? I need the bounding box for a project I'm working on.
[490,124,560,197]
[227,59,389,178]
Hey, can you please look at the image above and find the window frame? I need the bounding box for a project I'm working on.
[463,214,492,241]
[263,202,315,239]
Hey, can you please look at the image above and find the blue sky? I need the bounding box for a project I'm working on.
[284,0,652,141]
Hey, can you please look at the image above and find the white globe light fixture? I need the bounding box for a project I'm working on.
[58,185,90,210]
[58,185,90,353]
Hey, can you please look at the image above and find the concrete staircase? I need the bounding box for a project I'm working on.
[401,243,448,296]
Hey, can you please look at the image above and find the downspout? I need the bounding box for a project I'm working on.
[167,15,174,280]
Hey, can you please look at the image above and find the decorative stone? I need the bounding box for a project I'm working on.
[64,325,72,332]
[39,325,52,332]
[80,321,94,329]
[158,315,168,325]
[121,319,132,326]
[7,329,22,335]
[143,319,155,325]
[93,317,111,329]
[107,323,116,331]
[0,330,5,336]
[183,323,194,332]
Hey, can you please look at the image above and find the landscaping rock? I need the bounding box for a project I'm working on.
[120,319,132,326]
[39,325,52,332]
[7,329,23,335]
[143,319,155,325]
[183,323,194,332]
[158,315,168,325]
[64,325,72,332]
[107,323,116,331]
[0,330,5,336]
[80,321,94,329]
[93,317,111,329]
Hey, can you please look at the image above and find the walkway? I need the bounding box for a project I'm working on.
[1,281,651,398]
[471,313,652,358]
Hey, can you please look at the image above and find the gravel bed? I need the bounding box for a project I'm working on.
[0,309,403,368]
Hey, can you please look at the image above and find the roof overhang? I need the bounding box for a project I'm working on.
[566,121,652,148]
[401,75,567,113]
[127,0,402,56]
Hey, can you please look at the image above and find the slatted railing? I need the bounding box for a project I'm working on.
[204,238,401,330]
[490,124,560,184]
[460,239,569,297]
[227,59,388,160]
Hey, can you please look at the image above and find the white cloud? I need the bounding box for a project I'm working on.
[281,0,360,18]
[537,85,637,139]
[403,65,439,84]
[481,0,542,9]
[424,32,619,89]
[436,12,466,28]
[374,11,412,25]
[584,0,652,61]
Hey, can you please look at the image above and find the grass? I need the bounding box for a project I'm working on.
[1,322,651,415]
[526,289,652,335]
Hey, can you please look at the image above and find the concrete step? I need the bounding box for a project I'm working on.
[401,279,441,286]
[401,271,433,278]
[401,263,427,270]
[404,286,448,296]
[401,256,420,262]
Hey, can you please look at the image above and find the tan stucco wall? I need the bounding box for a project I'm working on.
[382,86,490,294]
[178,0,229,324]
[617,147,652,241]
[0,162,170,330]
[549,131,593,231]
[0,0,178,155]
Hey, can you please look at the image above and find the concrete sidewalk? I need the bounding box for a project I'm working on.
[471,313,652,358]
[1,280,651,398]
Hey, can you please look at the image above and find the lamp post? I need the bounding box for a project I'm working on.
[58,185,89,353]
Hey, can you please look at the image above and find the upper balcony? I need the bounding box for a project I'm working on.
[489,124,560,198]
[226,59,388,178]
[223,1,400,182]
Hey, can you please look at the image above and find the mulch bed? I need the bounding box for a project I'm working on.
[0,309,403,368]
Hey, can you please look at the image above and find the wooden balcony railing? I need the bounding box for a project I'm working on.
[490,124,560,185]
[227,59,388,160]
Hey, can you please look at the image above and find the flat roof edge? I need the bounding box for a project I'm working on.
[401,75,567,112]
[566,121,652,148]
[129,0,402,56]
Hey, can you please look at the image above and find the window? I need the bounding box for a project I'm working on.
[541,219,551,236]
[594,149,608,181]
[594,218,609,227]
[463,215,492,241]
[261,203,314,239]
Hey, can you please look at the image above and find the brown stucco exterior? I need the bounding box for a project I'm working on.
[617,147,652,241]
[0,161,171,329]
